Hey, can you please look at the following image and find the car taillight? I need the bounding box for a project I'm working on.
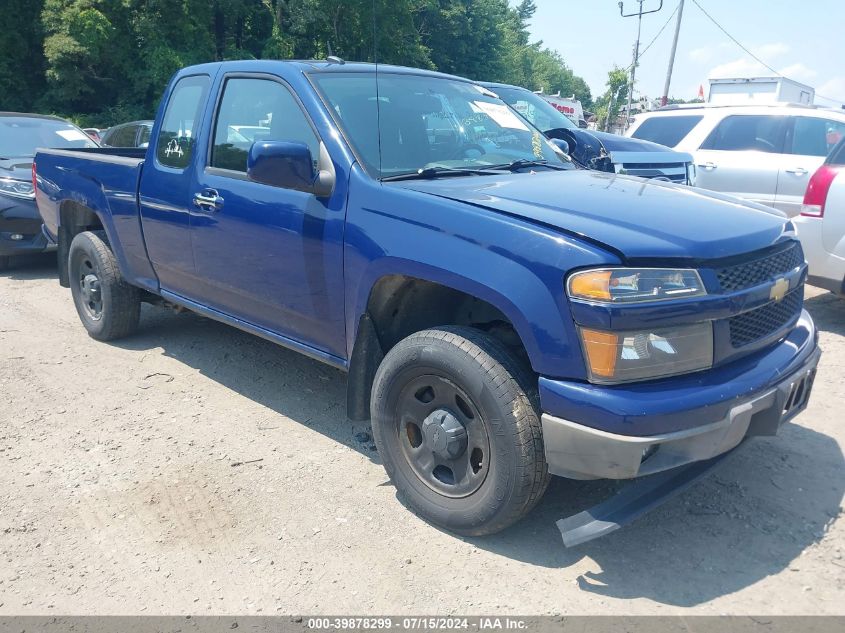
[801,164,841,218]
[31,162,37,194]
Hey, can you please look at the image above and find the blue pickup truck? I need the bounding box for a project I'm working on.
[35,60,820,542]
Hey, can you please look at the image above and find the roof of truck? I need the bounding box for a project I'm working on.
[180,59,472,83]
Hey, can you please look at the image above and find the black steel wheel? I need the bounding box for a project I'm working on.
[68,231,140,341]
[371,326,549,536]
[397,373,490,498]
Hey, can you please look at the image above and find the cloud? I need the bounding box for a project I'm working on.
[816,77,845,104]
[708,57,771,79]
[753,42,789,59]
[689,46,713,63]
[778,63,818,83]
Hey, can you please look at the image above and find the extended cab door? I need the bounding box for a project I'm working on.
[775,115,845,217]
[693,114,787,208]
[188,73,347,359]
[138,74,211,296]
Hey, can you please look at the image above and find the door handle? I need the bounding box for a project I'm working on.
[785,167,808,176]
[697,161,717,170]
[193,189,224,211]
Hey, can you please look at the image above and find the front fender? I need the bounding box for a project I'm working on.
[343,175,619,378]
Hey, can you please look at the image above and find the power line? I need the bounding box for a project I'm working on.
[638,2,679,60]
[623,2,678,73]
[689,0,842,105]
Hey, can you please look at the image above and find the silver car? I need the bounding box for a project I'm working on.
[626,104,845,216]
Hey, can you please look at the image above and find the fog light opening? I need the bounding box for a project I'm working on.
[10,233,24,241]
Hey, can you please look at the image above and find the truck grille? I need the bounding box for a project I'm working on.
[716,242,803,292]
[728,287,803,347]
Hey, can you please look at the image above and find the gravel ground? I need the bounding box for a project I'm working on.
[0,253,843,615]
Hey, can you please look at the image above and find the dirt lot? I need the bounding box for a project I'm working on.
[0,254,843,615]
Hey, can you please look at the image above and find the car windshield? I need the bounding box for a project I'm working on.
[491,87,577,133]
[0,116,97,158]
[311,72,569,179]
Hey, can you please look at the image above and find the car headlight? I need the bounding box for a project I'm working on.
[579,322,714,384]
[0,178,35,200]
[567,267,706,303]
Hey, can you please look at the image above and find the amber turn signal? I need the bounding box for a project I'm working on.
[579,328,620,378]
[568,270,613,301]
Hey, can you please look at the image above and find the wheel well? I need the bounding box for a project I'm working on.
[57,202,104,287]
[346,275,533,421]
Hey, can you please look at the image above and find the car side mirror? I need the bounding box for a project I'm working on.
[549,138,570,156]
[247,141,334,196]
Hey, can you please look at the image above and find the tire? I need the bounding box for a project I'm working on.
[371,326,550,536]
[68,231,140,341]
[0,256,9,271]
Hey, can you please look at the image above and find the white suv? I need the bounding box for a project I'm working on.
[626,104,845,216]
[794,138,845,294]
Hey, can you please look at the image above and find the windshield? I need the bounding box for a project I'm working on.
[492,87,577,133]
[0,116,97,158]
[311,72,569,179]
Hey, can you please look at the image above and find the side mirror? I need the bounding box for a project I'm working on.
[549,138,570,156]
[247,141,333,196]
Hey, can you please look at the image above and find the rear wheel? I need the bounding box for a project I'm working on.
[68,231,140,341]
[371,326,549,536]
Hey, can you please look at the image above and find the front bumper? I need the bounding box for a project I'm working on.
[540,310,821,480]
[0,194,51,257]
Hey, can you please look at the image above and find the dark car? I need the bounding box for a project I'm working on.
[0,113,98,270]
[480,82,694,184]
[100,120,154,148]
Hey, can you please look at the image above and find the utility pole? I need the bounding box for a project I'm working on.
[660,0,684,106]
[619,0,663,128]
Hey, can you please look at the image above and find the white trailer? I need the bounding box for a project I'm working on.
[707,77,814,105]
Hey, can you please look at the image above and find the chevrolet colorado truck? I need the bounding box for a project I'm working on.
[35,60,820,542]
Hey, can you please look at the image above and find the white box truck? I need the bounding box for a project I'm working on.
[708,77,814,105]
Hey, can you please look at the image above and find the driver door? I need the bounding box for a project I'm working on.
[188,74,347,358]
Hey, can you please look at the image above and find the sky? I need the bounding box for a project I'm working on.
[524,0,845,108]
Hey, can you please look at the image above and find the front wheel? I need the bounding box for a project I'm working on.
[68,231,140,341]
[371,326,549,536]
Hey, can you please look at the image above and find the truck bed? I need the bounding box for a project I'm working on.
[34,146,156,291]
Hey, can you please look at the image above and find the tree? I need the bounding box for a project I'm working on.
[6,0,593,125]
[593,66,628,131]
[0,0,46,112]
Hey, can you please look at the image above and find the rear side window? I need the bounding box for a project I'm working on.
[631,115,702,147]
[210,77,320,173]
[156,75,211,169]
[700,115,787,153]
[790,116,845,157]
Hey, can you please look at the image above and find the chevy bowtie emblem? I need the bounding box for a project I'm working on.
[770,277,789,302]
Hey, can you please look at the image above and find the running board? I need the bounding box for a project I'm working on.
[556,447,739,547]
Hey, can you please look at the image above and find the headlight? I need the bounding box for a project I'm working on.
[567,267,706,303]
[0,178,35,200]
[579,322,713,384]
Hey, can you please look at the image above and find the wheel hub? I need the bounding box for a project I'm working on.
[422,409,467,460]
[81,274,101,302]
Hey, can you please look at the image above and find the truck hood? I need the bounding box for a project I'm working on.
[395,169,790,261]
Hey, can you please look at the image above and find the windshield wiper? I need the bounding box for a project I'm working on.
[488,159,569,172]
[381,166,505,182]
